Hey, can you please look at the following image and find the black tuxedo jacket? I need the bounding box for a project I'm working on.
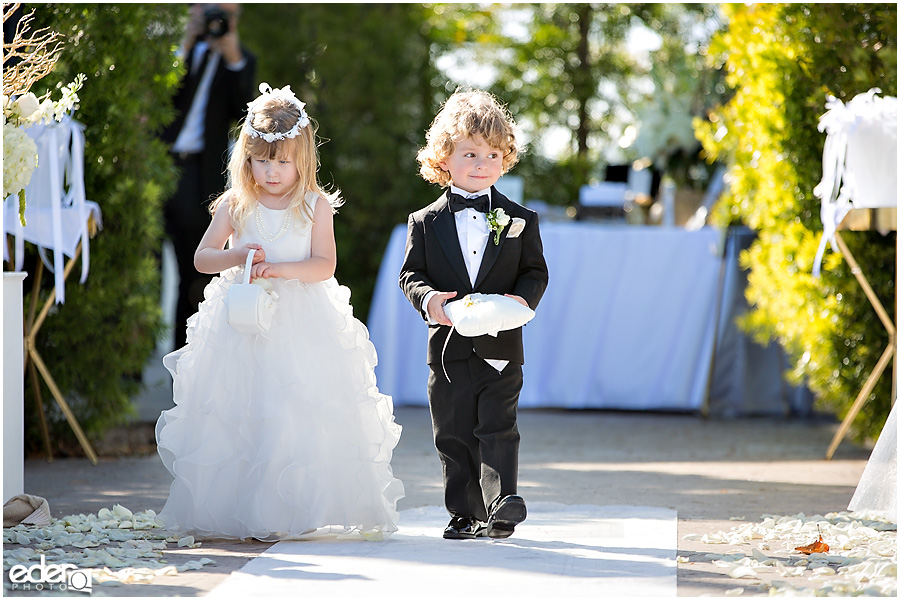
[162,45,257,204]
[399,187,549,365]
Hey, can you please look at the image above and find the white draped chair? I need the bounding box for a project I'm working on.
[812,88,897,463]
[3,116,101,464]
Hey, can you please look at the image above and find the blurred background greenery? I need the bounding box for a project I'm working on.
[12,3,896,452]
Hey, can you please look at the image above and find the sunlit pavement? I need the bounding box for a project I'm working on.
[14,403,877,597]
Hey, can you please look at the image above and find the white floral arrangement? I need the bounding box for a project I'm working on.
[2,4,85,226]
[486,207,511,245]
[2,76,85,226]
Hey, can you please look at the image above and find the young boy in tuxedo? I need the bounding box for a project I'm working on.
[399,90,549,539]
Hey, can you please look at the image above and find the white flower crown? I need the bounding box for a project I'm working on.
[243,82,310,143]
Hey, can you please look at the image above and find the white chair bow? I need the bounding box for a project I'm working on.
[812,89,897,277]
[3,116,101,303]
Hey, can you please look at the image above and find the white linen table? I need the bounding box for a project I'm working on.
[367,222,723,411]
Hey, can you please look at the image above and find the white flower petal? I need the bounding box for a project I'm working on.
[726,565,759,579]
[15,93,40,119]
[751,547,769,562]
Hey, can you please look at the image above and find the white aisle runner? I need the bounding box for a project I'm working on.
[210,503,677,598]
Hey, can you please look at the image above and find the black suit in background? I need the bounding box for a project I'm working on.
[399,187,549,522]
[161,44,256,349]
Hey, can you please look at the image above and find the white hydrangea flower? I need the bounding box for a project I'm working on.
[3,122,38,198]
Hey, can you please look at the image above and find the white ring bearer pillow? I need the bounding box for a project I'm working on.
[439,293,536,383]
[444,293,535,338]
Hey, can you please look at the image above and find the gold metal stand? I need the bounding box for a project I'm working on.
[21,240,98,464]
[825,209,897,459]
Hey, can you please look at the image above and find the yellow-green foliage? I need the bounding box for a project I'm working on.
[695,3,896,441]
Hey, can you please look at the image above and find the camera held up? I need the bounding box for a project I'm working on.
[204,7,229,39]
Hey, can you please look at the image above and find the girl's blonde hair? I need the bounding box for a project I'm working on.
[212,93,341,235]
[416,89,520,186]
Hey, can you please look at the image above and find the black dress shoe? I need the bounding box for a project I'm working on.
[443,516,485,539]
[486,495,527,539]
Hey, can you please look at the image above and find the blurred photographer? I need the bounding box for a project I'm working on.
[161,3,256,349]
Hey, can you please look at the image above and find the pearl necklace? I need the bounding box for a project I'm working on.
[255,205,293,242]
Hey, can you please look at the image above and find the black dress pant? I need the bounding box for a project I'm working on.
[427,355,523,522]
[164,153,214,349]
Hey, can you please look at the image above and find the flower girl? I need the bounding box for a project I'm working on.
[156,83,404,541]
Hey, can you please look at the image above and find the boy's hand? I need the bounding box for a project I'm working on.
[504,294,529,308]
[427,291,457,326]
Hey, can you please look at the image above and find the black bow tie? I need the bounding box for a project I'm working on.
[448,192,489,213]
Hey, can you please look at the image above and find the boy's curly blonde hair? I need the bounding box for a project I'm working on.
[417,89,520,186]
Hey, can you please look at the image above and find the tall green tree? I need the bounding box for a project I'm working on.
[20,3,183,451]
[490,3,638,201]
[466,3,725,206]
[239,4,436,320]
[695,3,896,440]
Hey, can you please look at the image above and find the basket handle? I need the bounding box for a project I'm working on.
[243,249,256,284]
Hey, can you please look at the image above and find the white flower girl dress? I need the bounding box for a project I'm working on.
[156,192,404,541]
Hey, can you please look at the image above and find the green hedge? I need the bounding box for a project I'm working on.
[238,4,436,320]
[19,3,183,453]
[695,3,896,441]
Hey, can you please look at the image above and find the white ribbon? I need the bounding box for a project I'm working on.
[49,124,64,302]
[813,94,856,278]
[65,120,92,286]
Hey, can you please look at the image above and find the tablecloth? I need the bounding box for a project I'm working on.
[367,222,724,410]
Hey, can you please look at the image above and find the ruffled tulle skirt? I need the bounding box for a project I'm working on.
[155,268,405,541]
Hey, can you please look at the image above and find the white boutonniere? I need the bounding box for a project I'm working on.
[507,217,526,239]
[486,208,511,245]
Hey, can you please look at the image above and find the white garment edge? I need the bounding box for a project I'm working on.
[172,41,247,155]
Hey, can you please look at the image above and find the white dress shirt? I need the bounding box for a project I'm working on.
[423,185,509,373]
[172,42,247,154]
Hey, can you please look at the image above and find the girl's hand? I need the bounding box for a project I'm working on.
[251,261,279,280]
[243,244,265,264]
